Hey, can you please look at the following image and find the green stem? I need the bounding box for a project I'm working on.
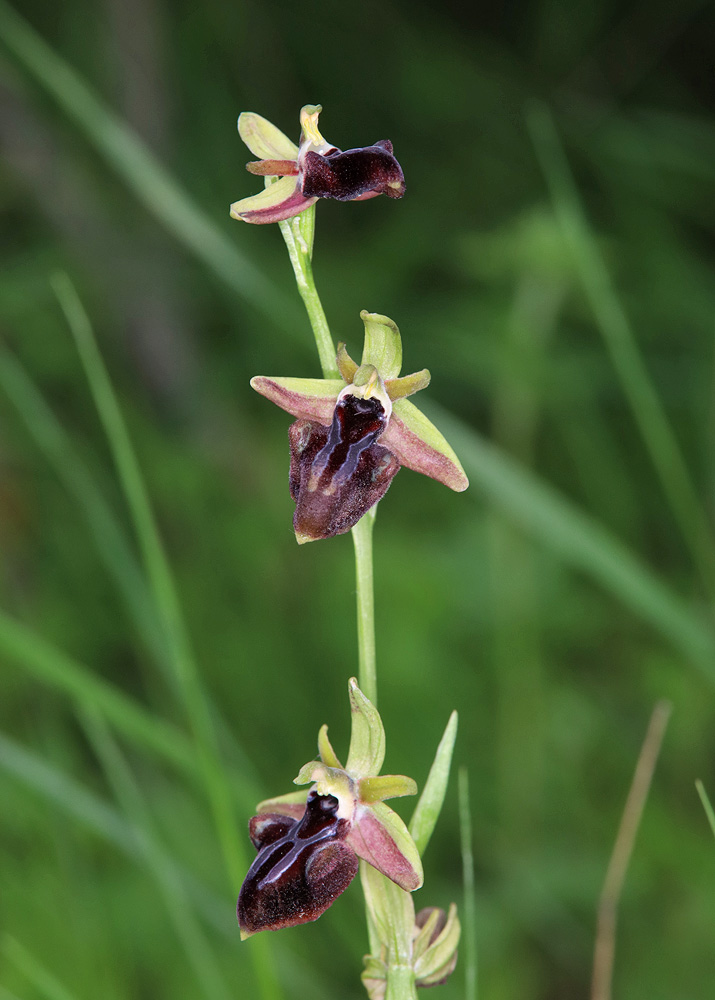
[279,208,338,379]
[385,965,418,1000]
[279,206,379,706]
[352,508,378,706]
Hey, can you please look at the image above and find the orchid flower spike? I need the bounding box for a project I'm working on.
[230,105,405,224]
[251,311,469,543]
[237,678,423,938]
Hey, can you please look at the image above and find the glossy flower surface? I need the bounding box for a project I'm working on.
[230,105,405,224]
[237,679,423,938]
[251,311,469,542]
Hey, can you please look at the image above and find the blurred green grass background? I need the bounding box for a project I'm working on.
[1,1,715,997]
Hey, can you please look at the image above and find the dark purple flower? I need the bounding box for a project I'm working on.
[230,105,405,224]
[237,679,423,939]
[251,311,469,543]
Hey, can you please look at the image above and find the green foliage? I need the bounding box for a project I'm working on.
[1,1,715,999]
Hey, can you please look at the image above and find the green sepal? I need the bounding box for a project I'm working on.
[250,375,344,424]
[346,677,386,777]
[237,112,298,161]
[360,311,402,381]
[383,398,469,492]
[318,724,343,768]
[409,711,458,855]
[230,175,299,220]
[411,908,442,963]
[350,800,424,891]
[359,774,418,804]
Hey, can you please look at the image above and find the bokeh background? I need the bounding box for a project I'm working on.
[2,1,715,998]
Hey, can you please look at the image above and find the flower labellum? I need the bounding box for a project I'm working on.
[230,105,405,224]
[289,372,400,542]
[237,790,358,937]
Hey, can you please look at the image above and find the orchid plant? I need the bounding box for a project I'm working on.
[231,105,466,1000]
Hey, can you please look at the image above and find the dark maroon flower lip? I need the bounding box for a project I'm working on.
[289,391,400,542]
[237,791,358,937]
[300,141,405,202]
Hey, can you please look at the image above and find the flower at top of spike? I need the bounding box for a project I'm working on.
[251,311,469,543]
[230,105,406,224]
[237,678,423,938]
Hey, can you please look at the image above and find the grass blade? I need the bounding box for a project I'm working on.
[2,937,81,1000]
[0,730,233,936]
[51,275,281,1000]
[0,346,166,667]
[0,609,196,775]
[0,344,261,796]
[431,403,715,679]
[0,0,296,331]
[591,701,671,1000]
[695,780,715,839]
[80,708,233,1000]
[526,101,715,595]
[458,768,477,1000]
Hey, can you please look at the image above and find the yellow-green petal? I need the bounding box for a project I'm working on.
[336,342,359,383]
[385,368,431,400]
[318,724,343,768]
[359,774,418,803]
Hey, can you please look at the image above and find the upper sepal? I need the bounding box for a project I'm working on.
[360,311,402,380]
[346,676,386,776]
